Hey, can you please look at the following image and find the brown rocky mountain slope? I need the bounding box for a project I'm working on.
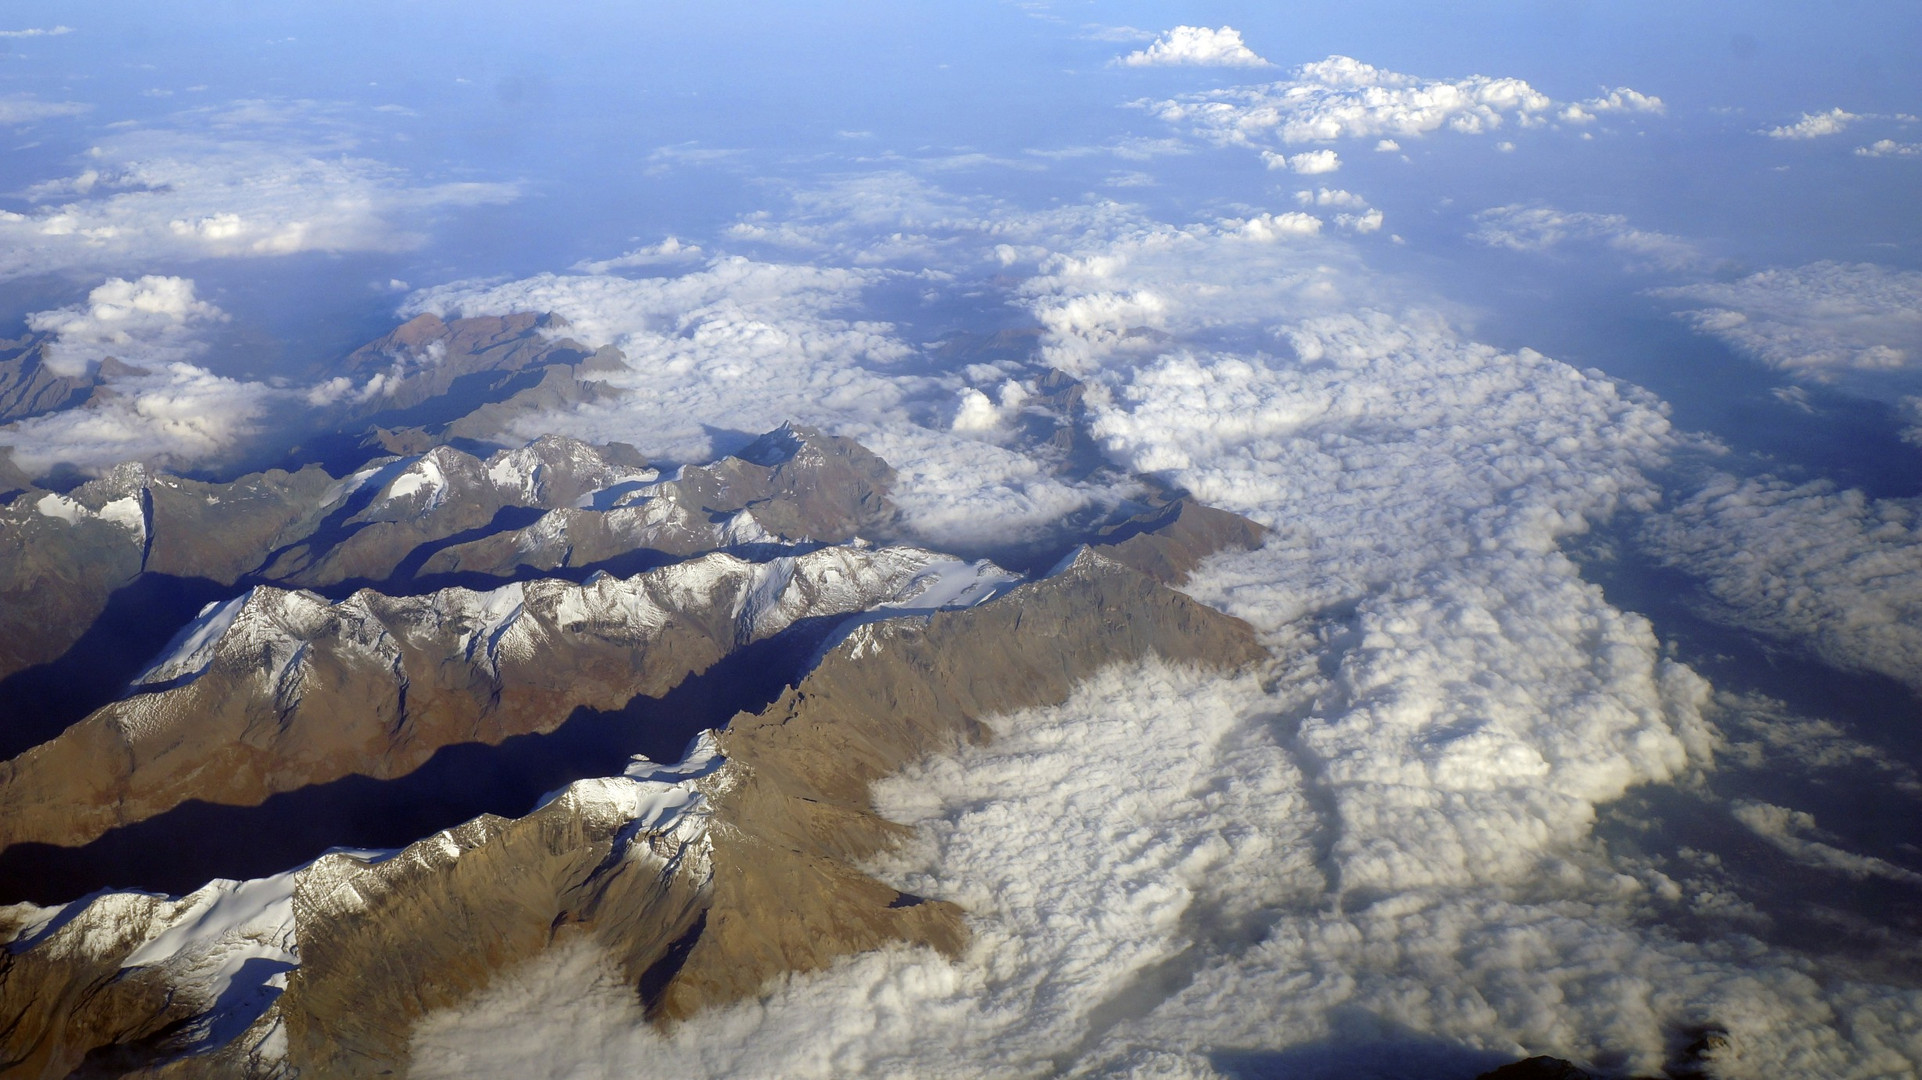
[0,544,1015,852]
[0,551,1266,1078]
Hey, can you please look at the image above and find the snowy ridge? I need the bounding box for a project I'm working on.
[1042,544,1115,580]
[736,545,1020,642]
[541,571,672,638]
[809,550,1024,663]
[4,725,729,1072]
[124,587,395,709]
[5,844,385,1065]
[590,486,740,549]
[112,544,1016,714]
[121,869,302,1000]
[485,434,656,506]
[360,437,656,520]
[456,581,531,670]
[593,729,730,834]
[317,457,404,510]
[3,461,150,540]
[718,507,778,546]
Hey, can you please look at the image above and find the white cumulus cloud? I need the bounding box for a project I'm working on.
[1857,138,1922,158]
[1559,87,1665,123]
[569,237,705,273]
[1147,55,1661,153]
[1765,107,1860,139]
[1118,26,1269,68]
[25,275,227,377]
[1269,149,1341,174]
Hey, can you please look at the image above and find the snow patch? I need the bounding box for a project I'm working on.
[382,452,449,511]
[133,591,252,687]
[458,582,530,670]
[121,870,300,994]
[34,492,86,524]
[32,491,145,536]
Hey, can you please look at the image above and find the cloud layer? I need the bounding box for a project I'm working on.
[2,277,304,475]
[1653,263,1922,402]
[1147,55,1661,150]
[403,254,1133,549]
[0,105,517,280]
[0,93,88,124]
[411,662,1920,1079]
[1020,211,1705,892]
[1765,108,1860,139]
[1640,473,1922,693]
[3,362,283,475]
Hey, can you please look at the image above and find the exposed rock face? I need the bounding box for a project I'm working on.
[0,423,895,693]
[417,423,899,579]
[1088,494,1269,585]
[0,462,342,685]
[664,549,1268,1020]
[0,765,710,1080]
[1475,1058,1596,1080]
[0,311,633,684]
[0,299,1284,1078]
[0,545,1016,851]
[326,312,604,421]
[0,552,1264,1078]
[0,889,235,1079]
[0,339,118,425]
[0,468,151,681]
[253,435,658,588]
[368,343,631,451]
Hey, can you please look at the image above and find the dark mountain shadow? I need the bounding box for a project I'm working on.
[307,537,831,603]
[268,362,581,480]
[360,360,585,433]
[1210,1012,1512,1080]
[245,455,412,581]
[0,612,849,905]
[1566,528,1922,773]
[382,504,549,582]
[638,911,708,1019]
[698,424,759,461]
[1595,785,1922,983]
[271,431,398,482]
[0,574,231,759]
